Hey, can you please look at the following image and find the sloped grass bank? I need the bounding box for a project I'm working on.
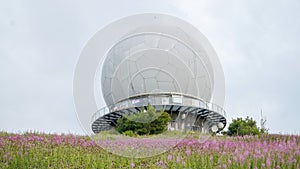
[0,132,299,168]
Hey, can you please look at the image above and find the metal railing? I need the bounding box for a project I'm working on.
[91,92,226,123]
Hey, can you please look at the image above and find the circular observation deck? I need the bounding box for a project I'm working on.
[91,92,226,133]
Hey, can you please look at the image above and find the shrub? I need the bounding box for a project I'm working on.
[226,116,261,136]
[116,105,171,136]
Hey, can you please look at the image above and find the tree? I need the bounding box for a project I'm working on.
[116,105,171,136]
[226,116,261,136]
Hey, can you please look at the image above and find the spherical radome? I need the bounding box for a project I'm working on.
[101,23,215,106]
[73,13,226,137]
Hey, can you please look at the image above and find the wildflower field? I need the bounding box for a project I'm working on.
[0,132,299,169]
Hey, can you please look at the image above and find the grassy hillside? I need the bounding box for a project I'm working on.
[0,132,299,168]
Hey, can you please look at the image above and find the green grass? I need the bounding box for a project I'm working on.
[0,132,299,168]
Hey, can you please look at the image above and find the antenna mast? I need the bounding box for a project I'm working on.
[260,109,267,131]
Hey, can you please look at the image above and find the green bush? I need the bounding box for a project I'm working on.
[226,116,261,136]
[116,105,171,136]
[124,130,135,137]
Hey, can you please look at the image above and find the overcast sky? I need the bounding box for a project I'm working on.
[1,0,299,134]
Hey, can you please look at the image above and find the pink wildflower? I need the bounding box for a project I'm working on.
[186,148,191,156]
[176,156,181,164]
[266,157,271,167]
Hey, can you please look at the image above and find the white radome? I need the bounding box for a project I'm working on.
[100,14,220,106]
[74,13,226,135]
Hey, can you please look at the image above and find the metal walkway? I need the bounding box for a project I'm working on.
[91,92,226,133]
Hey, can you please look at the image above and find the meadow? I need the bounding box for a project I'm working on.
[0,132,299,168]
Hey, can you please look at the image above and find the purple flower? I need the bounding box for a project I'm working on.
[156,160,165,167]
[186,148,191,156]
[3,152,9,159]
[167,154,172,161]
[131,162,135,168]
[176,156,181,164]
[266,157,271,167]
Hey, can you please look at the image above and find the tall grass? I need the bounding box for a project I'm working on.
[0,132,299,168]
